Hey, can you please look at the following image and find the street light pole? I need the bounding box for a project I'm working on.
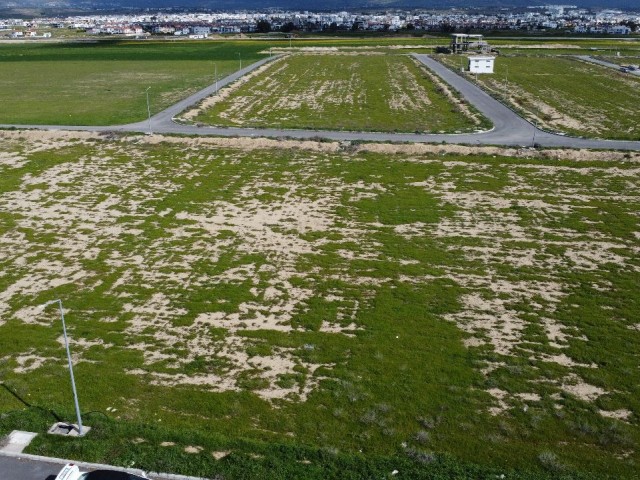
[45,299,84,435]
[214,63,218,93]
[145,86,152,135]
[238,52,242,71]
[504,64,509,95]
[532,120,538,148]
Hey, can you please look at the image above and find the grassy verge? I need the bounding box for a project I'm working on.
[0,406,601,480]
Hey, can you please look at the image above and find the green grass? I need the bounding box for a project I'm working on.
[193,54,486,133]
[0,40,268,125]
[3,36,637,128]
[0,37,447,126]
[0,133,639,478]
[490,37,640,56]
[439,54,640,140]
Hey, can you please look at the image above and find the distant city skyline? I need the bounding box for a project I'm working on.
[2,0,637,37]
[1,0,639,11]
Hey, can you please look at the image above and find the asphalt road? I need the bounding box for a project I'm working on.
[0,451,197,480]
[575,54,640,76]
[0,453,61,480]
[1,54,639,151]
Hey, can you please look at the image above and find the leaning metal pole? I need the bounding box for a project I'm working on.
[56,299,84,435]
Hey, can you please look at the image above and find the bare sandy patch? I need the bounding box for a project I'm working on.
[212,451,230,460]
[599,409,632,421]
[137,132,341,154]
[501,43,583,50]
[357,142,640,163]
[515,392,541,402]
[540,317,569,348]
[184,446,203,454]
[0,151,28,169]
[463,337,485,348]
[562,375,606,402]
[0,129,101,151]
[13,351,58,373]
[538,353,597,369]
[487,388,510,416]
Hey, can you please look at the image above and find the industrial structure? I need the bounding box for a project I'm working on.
[450,33,491,54]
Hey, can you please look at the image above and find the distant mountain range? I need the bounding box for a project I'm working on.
[1,0,638,12]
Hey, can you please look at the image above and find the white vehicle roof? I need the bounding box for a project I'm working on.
[55,464,81,480]
[55,463,149,480]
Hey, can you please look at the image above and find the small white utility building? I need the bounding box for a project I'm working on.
[468,55,495,74]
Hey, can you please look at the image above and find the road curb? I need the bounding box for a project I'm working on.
[0,450,209,480]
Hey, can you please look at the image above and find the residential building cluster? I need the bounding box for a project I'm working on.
[0,5,638,39]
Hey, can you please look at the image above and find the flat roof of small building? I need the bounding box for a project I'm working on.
[451,33,484,39]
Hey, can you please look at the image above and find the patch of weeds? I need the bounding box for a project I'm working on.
[246,342,273,358]
[537,451,564,472]
[236,370,270,391]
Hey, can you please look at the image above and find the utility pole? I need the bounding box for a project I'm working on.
[532,120,538,148]
[44,299,84,436]
[504,64,509,94]
[145,86,152,135]
[238,52,242,71]
[214,63,218,93]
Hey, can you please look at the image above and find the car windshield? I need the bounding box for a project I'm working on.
[79,470,146,480]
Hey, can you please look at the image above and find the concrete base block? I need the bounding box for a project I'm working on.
[48,422,91,437]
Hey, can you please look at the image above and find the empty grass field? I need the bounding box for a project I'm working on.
[0,37,442,127]
[0,130,639,478]
[189,53,488,133]
[439,54,640,140]
[0,40,268,125]
[490,38,640,56]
